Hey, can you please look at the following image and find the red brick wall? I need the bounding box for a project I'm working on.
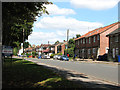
[100,24,118,55]
[61,44,65,55]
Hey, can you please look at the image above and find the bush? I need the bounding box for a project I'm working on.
[26,53,32,56]
[13,47,19,56]
[50,54,55,58]
[57,53,62,55]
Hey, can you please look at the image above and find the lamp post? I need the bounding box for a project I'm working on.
[67,29,69,56]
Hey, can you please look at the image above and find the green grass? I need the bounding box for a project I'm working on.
[3,58,85,88]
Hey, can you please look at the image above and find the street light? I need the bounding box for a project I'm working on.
[67,29,69,56]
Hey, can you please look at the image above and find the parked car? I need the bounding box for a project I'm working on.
[57,55,62,60]
[41,55,50,59]
[53,55,58,60]
[61,55,69,61]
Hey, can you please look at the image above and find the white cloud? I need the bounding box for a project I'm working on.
[29,16,103,45]
[70,0,119,10]
[28,31,65,45]
[35,16,103,34]
[44,4,76,15]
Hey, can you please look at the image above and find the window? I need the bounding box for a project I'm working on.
[82,49,84,53]
[93,48,96,53]
[97,35,99,40]
[116,48,118,55]
[93,36,96,42]
[83,39,85,44]
[88,49,90,54]
[89,37,91,44]
[81,39,82,44]
[115,36,118,42]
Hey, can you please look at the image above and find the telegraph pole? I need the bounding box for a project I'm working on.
[23,28,24,60]
[67,29,69,56]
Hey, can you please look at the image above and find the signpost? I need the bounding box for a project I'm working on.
[2,45,13,63]
[2,45,13,56]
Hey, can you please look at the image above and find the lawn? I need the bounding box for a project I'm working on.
[3,58,85,88]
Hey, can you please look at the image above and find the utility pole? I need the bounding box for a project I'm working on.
[23,28,24,60]
[67,29,69,56]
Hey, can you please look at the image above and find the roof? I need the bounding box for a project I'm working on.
[75,22,118,41]
[42,49,50,53]
[106,28,120,36]
[40,44,51,47]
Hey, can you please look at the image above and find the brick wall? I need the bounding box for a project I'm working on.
[100,24,118,55]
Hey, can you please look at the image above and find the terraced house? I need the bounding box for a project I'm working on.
[106,28,120,61]
[75,22,119,60]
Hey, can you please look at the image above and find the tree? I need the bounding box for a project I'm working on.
[2,2,52,46]
[68,39,75,48]
[24,42,31,48]
[76,34,81,38]
[55,40,60,44]
[64,39,75,57]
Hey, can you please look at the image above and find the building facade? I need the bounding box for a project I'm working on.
[75,22,119,60]
[106,28,120,61]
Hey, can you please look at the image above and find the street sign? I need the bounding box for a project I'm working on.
[2,45,13,56]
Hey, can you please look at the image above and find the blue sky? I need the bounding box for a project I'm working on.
[28,0,119,45]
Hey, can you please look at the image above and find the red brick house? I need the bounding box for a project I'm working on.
[53,40,68,55]
[106,28,120,61]
[75,22,119,59]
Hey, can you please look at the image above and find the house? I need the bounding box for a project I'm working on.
[25,45,35,55]
[39,44,51,55]
[54,40,68,55]
[106,28,120,61]
[75,22,119,60]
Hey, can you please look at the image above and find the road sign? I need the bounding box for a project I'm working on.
[2,45,13,56]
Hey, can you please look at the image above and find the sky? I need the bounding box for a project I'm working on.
[28,0,119,46]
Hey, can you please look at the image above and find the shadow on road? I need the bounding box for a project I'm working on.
[41,64,120,89]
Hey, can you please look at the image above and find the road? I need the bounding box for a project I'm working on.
[25,58,119,84]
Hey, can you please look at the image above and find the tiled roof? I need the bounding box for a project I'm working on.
[106,28,120,36]
[75,22,118,40]
[42,49,50,53]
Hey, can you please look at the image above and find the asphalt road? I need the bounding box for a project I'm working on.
[25,58,119,84]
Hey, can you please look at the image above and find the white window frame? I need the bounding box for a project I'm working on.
[88,49,90,54]
[93,48,96,54]
[97,35,99,40]
[116,48,118,55]
[83,39,85,44]
[82,49,84,53]
[89,37,91,44]
[81,39,82,44]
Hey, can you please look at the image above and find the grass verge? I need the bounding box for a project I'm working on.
[3,58,85,88]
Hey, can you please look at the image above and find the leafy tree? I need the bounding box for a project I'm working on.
[2,2,52,46]
[55,40,60,44]
[76,34,81,38]
[68,39,75,48]
[24,41,30,48]
[64,39,75,57]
